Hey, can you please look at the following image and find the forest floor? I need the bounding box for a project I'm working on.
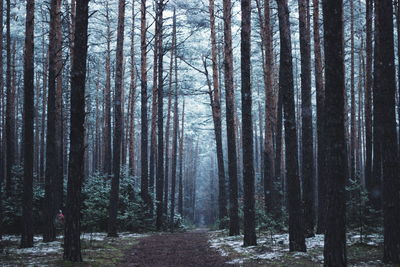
[208,230,385,266]
[0,229,387,266]
[0,232,148,266]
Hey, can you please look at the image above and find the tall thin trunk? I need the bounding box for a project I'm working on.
[350,0,356,183]
[241,0,256,247]
[140,0,150,208]
[21,0,35,249]
[5,0,14,195]
[44,0,60,242]
[223,0,240,236]
[103,3,112,177]
[375,0,400,263]
[163,46,174,217]
[0,0,4,240]
[129,1,136,176]
[276,0,306,252]
[55,0,64,212]
[322,0,347,264]
[170,10,178,231]
[150,6,159,203]
[313,0,326,235]
[178,100,185,215]
[298,0,314,237]
[208,0,228,228]
[364,0,373,198]
[63,0,89,261]
[108,0,126,237]
[156,0,165,230]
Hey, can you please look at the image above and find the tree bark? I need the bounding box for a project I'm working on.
[276,0,306,252]
[44,0,60,242]
[364,0,373,204]
[140,0,151,208]
[208,0,228,229]
[298,0,314,238]
[222,0,240,236]
[313,0,326,235]
[63,0,89,261]
[322,0,347,265]
[108,0,126,237]
[21,0,35,249]
[103,2,112,177]
[178,100,185,215]
[170,10,178,231]
[241,0,256,247]
[374,0,400,263]
[5,0,14,195]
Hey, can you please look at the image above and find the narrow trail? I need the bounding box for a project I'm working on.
[119,229,236,267]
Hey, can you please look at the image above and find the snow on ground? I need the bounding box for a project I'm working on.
[208,231,384,266]
[1,232,148,257]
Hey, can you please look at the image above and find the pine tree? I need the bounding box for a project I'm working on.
[21,0,35,249]
[63,0,90,261]
[322,0,347,265]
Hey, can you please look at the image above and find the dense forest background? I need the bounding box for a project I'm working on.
[0,0,399,265]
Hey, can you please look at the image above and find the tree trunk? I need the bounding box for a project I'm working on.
[208,0,228,229]
[178,100,185,215]
[140,0,150,208]
[0,0,4,240]
[298,0,315,237]
[5,0,14,195]
[364,0,373,204]
[108,0,126,237]
[129,1,137,177]
[276,0,306,252]
[241,0,256,246]
[63,0,89,261]
[103,2,112,177]
[156,0,165,230]
[21,0,35,248]
[44,0,61,242]
[374,0,400,263]
[222,0,240,236]
[313,0,326,235]
[170,10,178,230]
[350,0,356,184]
[322,0,347,265]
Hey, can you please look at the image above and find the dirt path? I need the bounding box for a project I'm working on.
[119,229,236,267]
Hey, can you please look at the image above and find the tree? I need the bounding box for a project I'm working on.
[374,0,400,263]
[322,0,347,265]
[21,0,35,249]
[44,0,61,242]
[140,0,150,207]
[313,0,326,235]
[108,0,126,237]
[208,0,227,228]
[63,0,90,261]
[156,0,165,230]
[241,0,256,247]
[255,0,277,217]
[178,100,185,215]
[364,0,372,205]
[0,0,3,241]
[276,0,306,252]
[5,0,14,195]
[298,0,314,237]
[222,0,240,236]
[170,9,178,230]
[129,0,137,176]
[103,1,112,177]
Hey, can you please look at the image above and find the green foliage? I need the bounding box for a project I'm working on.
[81,169,154,233]
[346,177,382,241]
